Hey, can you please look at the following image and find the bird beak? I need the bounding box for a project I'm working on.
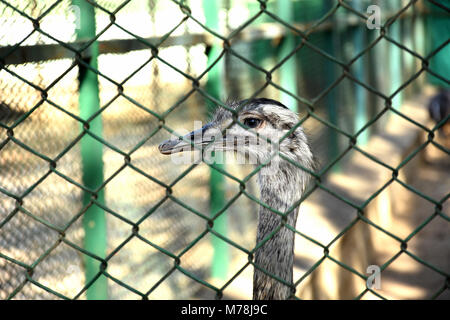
[158,123,217,155]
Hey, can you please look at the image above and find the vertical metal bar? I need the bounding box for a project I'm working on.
[425,0,450,88]
[402,12,415,88]
[387,1,403,109]
[248,1,268,97]
[277,0,297,111]
[73,0,108,299]
[352,0,369,145]
[202,0,229,280]
[371,5,389,130]
[412,4,426,92]
[328,0,346,171]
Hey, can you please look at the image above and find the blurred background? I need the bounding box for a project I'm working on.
[0,0,448,300]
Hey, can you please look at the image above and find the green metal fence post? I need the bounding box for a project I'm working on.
[426,0,450,88]
[328,1,347,171]
[202,0,229,280]
[412,4,426,92]
[277,0,297,111]
[387,1,403,109]
[73,0,108,299]
[352,0,369,145]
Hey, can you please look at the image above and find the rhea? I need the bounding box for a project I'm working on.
[158,98,315,300]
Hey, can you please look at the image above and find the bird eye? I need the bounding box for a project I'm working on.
[243,118,262,129]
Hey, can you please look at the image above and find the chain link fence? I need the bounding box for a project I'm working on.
[0,0,449,300]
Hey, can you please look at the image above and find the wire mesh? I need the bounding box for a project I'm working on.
[0,0,449,300]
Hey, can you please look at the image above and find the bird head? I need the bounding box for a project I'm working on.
[159,98,314,171]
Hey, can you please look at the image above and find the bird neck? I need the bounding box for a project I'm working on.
[253,161,304,300]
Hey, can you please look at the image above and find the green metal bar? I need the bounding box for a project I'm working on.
[277,0,297,111]
[388,1,403,108]
[202,0,229,280]
[247,2,272,99]
[402,11,415,89]
[412,4,426,92]
[326,0,342,171]
[370,6,389,131]
[73,0,108,300]
[426,0,450,88]
[351,0,369,145]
